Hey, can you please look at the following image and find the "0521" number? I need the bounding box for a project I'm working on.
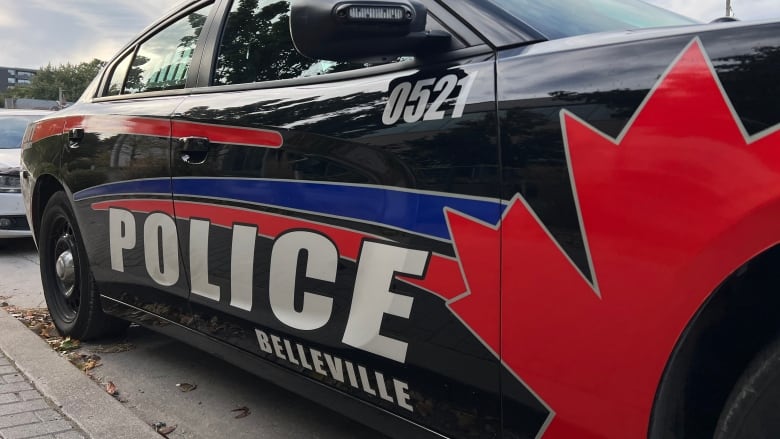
[382,72,478,126]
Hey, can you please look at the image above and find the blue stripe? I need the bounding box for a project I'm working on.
[74,179,172,200]
[75,178,504,240]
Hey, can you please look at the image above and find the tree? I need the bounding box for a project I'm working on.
[6,59,104,103]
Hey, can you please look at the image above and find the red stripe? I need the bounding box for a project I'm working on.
[92,199,175,215]
[172,120,283,149]
[30,117,65,143]
[65,115,170,137]
[29,115,283,150]
[91,199,466,301]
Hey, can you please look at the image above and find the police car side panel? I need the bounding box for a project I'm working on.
[496,23,780,438]
[153,54,544,438]
[23,5,780,439]
[91,55,517,438]
[60,97,190,325]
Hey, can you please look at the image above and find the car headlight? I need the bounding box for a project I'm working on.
[0,174,21,193]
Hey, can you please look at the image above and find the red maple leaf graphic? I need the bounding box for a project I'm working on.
[446,39,780,438]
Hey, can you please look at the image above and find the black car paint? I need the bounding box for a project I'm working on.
[19,1,780,437]
[167,51,555,437]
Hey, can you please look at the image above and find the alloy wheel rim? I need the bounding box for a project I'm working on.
[55,249,76,298]
[51,219,80,316]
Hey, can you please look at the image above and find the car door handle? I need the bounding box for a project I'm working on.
[179,136,211,165]
[68,128,84,148]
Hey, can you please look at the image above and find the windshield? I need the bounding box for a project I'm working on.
[0,115,40,149]
[487,0,698,40]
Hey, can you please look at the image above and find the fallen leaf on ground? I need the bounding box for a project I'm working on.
[176,382,197,392]
[57,337,80,352]
[158,425,177,435]
[82,358,101,372]
[39,323,57,338]
[105,381,117,396]
[66,353,101,372]
[29,322,44,334]
[232,406,250,419]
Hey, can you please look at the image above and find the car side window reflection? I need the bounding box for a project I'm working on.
[106,52,132,96]
[213,0,365,85]
[107,4,213,95]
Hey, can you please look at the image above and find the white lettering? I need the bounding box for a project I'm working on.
[324,354,344,383]
[425,74,457,121]
[394,379,413,412]
[255,329,272,354]
[297,344,313,370]
[269,231,337,331]
[382,81,412,125]
[271,334,286,360]
[453,73,478,118]
[283,339,299,366]
[256,329,413,412]
[345,361,359,388]
[383,73,478,125]
[109,208,135,272]
[311,349,327,376]
[358,365,376,396]
[342,242,428,362]
[230,224,257,311]
[403,78,436,123]
[189,220,220,301]
[376,372,394,403]
[143,213,179,286]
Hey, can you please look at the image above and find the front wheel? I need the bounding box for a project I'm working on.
[38,192,128,339]
[714,335,780,438]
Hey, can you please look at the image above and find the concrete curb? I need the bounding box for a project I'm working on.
[0,309,160,439]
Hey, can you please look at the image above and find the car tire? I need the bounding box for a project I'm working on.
[38,192,128,340]
[714,335,780,439]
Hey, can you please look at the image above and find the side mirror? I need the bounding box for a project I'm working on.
[290,0,450,62]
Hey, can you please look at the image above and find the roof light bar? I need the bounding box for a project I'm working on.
[334,3,414,23]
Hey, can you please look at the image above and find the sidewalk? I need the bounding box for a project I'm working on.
[0,352,85,439]
[0,310,159,439]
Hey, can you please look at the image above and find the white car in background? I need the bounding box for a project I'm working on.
[0,109,51,239]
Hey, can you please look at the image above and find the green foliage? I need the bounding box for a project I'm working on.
[6,59,104,102]
[213,0,360,85]
[214,0,309,84]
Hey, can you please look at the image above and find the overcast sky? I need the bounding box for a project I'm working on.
[1,0,779,69]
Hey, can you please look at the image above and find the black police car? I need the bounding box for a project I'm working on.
[20,1,780,438]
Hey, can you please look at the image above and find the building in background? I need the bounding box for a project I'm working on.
[0,67,37,93]
[0,67,61,110]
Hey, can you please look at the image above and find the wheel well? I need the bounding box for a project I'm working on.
[32,175,65,241]
[650,245,780,438]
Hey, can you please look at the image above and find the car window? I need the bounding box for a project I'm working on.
[213,0,365,85]
[119,3,214,95]
[105,52,132,96]
[487,0,697,39]
[0,116,39,149]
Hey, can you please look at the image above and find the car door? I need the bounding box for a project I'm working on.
[64,0,218,324]
[166,0,548,437]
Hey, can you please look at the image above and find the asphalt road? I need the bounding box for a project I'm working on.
[0,238,388,439]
